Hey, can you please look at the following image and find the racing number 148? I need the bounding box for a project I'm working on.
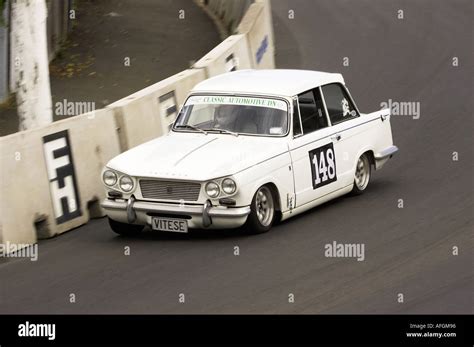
[309,143,337,189]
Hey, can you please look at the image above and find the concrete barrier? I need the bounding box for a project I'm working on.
[0,108,120,249]
[0,0,277,251]
[237,0,275,69]
[107,68,206,152]
[201,0,275,69]
[194,34,252,77]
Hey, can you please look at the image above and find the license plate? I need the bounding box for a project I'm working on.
[151,217,188,233]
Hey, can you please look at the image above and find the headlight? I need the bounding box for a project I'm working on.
[119,175,134,192]
[103,170,117,186]
[205,181,220,198]
[222,178,236,194]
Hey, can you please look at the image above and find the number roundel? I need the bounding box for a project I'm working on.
[309,143,337,189]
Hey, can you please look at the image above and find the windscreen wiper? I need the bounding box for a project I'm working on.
[202,128,239,137]
[175,124,207,135]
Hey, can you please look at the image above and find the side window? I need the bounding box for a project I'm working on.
[292,100,302,136]
[321,83,358,125]
[297,88,328,135]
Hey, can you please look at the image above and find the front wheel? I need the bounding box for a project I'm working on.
[351,153,371,195]
[245,185,275,234]
[108,217,144,236]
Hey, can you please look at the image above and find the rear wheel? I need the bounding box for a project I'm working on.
[245,185,275,234]
[351,153,371,195]
[108,217,144,236]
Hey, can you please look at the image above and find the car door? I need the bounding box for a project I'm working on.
[320,83,365,188]
[288,88,343,208]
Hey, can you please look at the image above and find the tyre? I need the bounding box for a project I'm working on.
[108,217,144,236]
[351,153,371,195]
[245,185,276,234]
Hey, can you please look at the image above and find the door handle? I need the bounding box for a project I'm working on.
[331,133,341,141]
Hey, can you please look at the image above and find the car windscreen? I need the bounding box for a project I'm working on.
[173,95,289,136]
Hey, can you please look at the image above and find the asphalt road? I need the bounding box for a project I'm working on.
[0,0,472,314]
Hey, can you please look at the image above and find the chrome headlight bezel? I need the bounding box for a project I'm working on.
[119,175,134,192]
[205,181,220,198]
[205,177,238,199]
[102,168,135,194]
[221,178,237,195]
[103,170,118,186]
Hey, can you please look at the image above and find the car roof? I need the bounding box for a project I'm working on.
[191,69,345,97]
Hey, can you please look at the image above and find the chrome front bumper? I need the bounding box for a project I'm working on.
[101,197,251,229]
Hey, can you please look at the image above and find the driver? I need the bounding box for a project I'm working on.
[213,104,238,130]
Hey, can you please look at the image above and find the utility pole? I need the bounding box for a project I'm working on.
[10,0,52,131]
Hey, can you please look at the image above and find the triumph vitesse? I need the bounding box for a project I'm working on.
[101,69,398,234]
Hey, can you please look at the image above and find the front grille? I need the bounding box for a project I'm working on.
[139,179,201,201]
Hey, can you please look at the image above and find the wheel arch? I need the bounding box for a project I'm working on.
[353,147,376,172]
[365,150,375,168]
[258,182,282,222]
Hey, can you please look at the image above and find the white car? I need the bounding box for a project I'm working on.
[101,69,398,234]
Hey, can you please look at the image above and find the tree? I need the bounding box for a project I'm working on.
[10,0,52,130]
